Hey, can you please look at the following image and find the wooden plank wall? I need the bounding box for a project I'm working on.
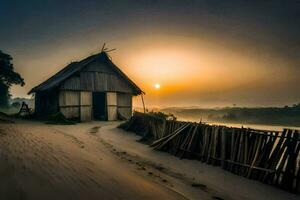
[58,59,137,121]
[60,76,81,90]
[79,72,133,93]
[80,91,92,121]
[60,70,133,93]
[59,59,133,93]
[59,91,80,119]
[117,93,132,119]
[59,89,132,121]
[107,92,117,121]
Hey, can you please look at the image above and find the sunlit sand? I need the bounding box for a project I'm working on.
[0,120,298,200]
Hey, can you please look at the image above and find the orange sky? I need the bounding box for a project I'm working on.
[2,1,299,108]
[10,33,300,108]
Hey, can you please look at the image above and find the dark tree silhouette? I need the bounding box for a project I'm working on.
[0,50,25,107]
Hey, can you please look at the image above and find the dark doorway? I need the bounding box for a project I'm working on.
[92,92,106,120]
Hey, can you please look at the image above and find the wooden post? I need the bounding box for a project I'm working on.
[221,127,227,168]
[141,93,146,113]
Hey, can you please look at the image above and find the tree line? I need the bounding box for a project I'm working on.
[0,50,25,107]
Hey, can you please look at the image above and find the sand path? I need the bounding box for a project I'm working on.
[1,121,298,200]
[0,121,187,200]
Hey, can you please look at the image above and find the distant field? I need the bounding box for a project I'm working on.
[161,105,300,127]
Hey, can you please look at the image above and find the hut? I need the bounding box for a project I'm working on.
[28,51,143,121]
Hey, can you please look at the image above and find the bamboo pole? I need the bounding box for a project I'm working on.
[141,94,146,113]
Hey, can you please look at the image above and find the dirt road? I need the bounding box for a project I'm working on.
[1,120,298,200]
[0,121,187,200]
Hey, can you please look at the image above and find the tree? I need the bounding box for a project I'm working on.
[0,50,25,107]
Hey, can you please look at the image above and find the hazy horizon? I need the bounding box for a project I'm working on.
[1,0,299,108]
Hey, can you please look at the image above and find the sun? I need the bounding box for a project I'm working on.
[154,83,161,89]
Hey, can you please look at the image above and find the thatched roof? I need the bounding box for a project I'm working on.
[28,52,143,95]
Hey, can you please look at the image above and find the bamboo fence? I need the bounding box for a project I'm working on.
[119,112,300,193]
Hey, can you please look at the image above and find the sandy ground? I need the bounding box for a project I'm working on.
[0,120,299,200]
[0,120,186,200]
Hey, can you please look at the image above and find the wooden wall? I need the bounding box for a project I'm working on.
[59,90,132,121]
[59,90,93,121]
[57,59,135,121]
[80,72,133,93]
[107,92,117,121]
[117,93,132,119]
[80,91,92,121]
[60,59,134,93]
[59,91,80,119]
[60,72,133,93]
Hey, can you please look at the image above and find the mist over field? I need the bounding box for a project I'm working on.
[160,103,300,127]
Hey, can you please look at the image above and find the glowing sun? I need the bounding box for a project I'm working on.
[154,83,161,89]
